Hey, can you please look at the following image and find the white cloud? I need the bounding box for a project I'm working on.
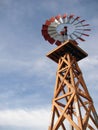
[0,108,50,130]
[0,106,97,130]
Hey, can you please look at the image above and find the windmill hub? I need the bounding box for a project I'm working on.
[57,23,75,35]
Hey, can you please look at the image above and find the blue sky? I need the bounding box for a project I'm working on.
[0,0,98,130]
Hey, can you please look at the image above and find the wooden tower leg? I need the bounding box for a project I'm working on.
[48,53,98,130]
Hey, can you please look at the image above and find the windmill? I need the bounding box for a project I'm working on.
[41,14,98,130]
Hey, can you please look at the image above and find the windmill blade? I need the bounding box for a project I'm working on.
[45,20,51,26]
[55,19,60,25]
[48,34,63,42]
[67,14,74,23]
[71,16,80,24]
[65,16,71,24]
[49,23,59,27]
[49,32,59,38]
[55,14,61,19]
[50,17,56,22]
[47,37,55,44]
[48,26,56,31]
[81,33,89,36]
[73,20,85,25]
[75,24,90,28]
[42,29,53,40]
[41,32,49,40]
[48,28,56,31]
[51,17,60,25]
[48,21,59,27]
[42,31,51,41]
[55,34,64,42]
[55,40,61,46]
[63,17,67,24]
[43,25,54,28]
[75,29,91,31]
[69,14,74,18]
[62,14,67,23]
[55,15,63,23]
[59,17,63,23]
[62,14,67,18]
[82,24,90,26]
[42,29,56,44]
[69,34,74,40]
[45,18,58,27]
[72,33,85,41]
[42,25,56,31]
[41,30,48,36]
[72,32,81,38]
[48,30,57,35]
[74,31,89,36]
[78,37,85,41]
[42,25,48,30]
[50,17,60,27]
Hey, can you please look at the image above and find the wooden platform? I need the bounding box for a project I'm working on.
[46,40,88,63]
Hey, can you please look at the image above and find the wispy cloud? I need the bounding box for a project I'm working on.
[79,56,98,112]
[0,108,50,130]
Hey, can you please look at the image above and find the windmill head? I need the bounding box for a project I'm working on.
[41,13,91,46]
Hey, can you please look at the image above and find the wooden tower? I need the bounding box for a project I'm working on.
[47,40,98,130]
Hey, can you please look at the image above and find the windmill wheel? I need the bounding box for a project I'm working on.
[41,14,91,46]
